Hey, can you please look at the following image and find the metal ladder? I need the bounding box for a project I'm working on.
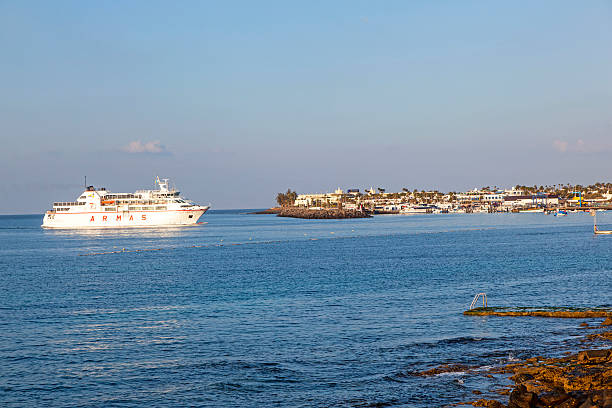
[470,293,487,309]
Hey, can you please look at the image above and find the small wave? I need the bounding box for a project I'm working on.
[0,227,38,230]
[506,352,519,362]
[378,335,497,353]
[435,371,467,377]
[382,374,408,383]
[209,382,243,391]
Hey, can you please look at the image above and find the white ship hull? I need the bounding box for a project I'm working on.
[41,177,210,229]
[42,208,208,229]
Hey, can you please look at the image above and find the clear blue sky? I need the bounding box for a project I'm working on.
[1,1,611,213]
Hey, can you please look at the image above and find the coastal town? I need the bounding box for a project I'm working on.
[274,183,612,217]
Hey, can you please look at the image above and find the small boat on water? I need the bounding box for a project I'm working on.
[592,210,612,234]
[399,205,436,214]
[519,208,545,213]
[594,225,612,235]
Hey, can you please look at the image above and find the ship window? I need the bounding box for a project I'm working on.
[141,206,153,210]
[105,207,116,211]
[155,206,167,210]
[189,214,193,218]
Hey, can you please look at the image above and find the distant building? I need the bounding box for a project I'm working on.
[483,193,505,203]
[294,189,344,207]
[502,194,559,209]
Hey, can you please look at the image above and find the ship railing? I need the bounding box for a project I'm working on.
[53,202,85,207]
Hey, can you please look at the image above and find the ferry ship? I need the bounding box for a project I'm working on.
[42,177,210,229]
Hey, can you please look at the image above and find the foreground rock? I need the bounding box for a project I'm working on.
[466,326,612,408]
[276,207,371,219]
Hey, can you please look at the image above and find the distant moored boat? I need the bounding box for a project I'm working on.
[592,210,612,235]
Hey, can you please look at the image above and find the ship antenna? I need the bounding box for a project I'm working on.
[84,176,86,189]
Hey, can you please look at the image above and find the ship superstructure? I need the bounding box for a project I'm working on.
[42,177,209,228]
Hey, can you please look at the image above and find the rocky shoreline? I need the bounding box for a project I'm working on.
[415,317,612,407]
[471,334,612,407]
[467,317,612,408]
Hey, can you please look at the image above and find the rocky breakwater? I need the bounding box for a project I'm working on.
[276,207,371,219]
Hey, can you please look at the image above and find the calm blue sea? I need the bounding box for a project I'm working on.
[1,211,611,407]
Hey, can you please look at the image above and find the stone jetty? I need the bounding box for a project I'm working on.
[464,307,612,319]
[276,207,371,219]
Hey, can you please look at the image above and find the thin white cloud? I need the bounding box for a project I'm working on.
[121,140,170,155]
[553,139,611,154]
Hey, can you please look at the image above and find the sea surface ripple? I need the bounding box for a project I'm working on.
[1,211,611,407]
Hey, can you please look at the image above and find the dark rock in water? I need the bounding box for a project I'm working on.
[510,373,534,383]
[555,396,580,408]
[508,385,537,408]
[415,363,472,376]
[472,399,506,408]
[573,389,612,407]
[577,396,598,408]
[596,389,612,407]
[537,389,570,406]
[577,349,610,363]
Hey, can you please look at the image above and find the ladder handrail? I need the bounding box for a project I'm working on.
[470,293,487,309]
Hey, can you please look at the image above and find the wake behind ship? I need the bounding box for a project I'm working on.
[42,177,209,229]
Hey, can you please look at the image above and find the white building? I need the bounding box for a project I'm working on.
[294,188,344,207]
